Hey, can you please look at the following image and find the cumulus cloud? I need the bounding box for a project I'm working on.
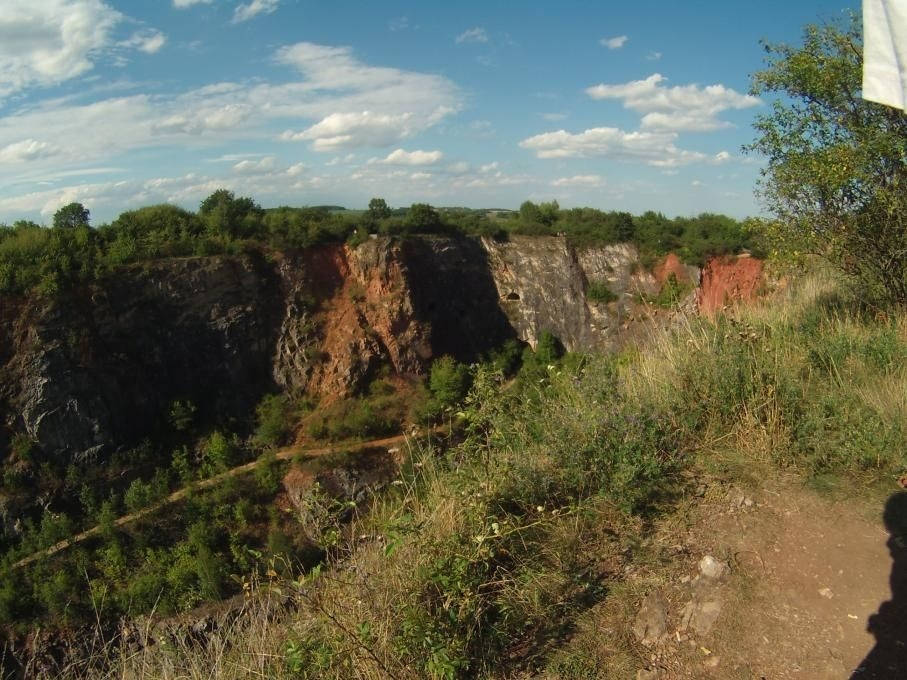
[585,73,760,132]
[281,111,419,150]
[0,0,122,98]
[551,174,604,187]
[119,29,167,54]
[600,35,628,49]
[232,0,280,23]
[712,150,732,164]
[456,27,488,44]
[232,156,276,173]
[519,126,705,167]
[173,0,212,6]
[0,40,460,185]
[0,41,462,204]
[274,43,460,149]
[0,138,60,163]
[370,148,443,165]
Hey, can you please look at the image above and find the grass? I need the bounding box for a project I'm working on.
[26,264,907,679]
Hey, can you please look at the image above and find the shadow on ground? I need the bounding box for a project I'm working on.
[851,492,907,678]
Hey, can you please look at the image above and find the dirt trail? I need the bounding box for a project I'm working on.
[12,430,431,571]
[629,474,902,679]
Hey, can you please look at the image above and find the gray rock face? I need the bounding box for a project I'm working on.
[0,235,683,463]
[4,255,284,462]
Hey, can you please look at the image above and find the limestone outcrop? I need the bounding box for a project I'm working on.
[0,235,758,463]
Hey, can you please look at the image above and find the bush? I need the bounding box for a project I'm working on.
[253,394,293,448]
[587,280,618,304]
[201,431,239,475]
[429,356,472,409]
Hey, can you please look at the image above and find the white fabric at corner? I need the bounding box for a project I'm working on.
[863,0,907,110]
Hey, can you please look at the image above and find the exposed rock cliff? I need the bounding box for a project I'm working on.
[697,254,763,316]
[0,235,751,463]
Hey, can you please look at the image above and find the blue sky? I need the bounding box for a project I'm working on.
[0,0,855,223]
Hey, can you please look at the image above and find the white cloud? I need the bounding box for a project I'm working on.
[519,126,706,167]
[712,150,731,164]
[446,161,470,174]
[233,156,276,173]
[600,35,628,50]
[286,162,305,176]
[0,138,59,163]
[456,27,488,44]
[585,73,760,132]
[410,172,432,180]
[232,0,279,23]
[691,180,704,187]
[388,16,410,31]
[541,112,568,121]
[173,0,212,6]
[0,41,461,195]
[282,111,419,151]
[371,148,443,165]
[646,51,662,61]
[0,0,123,99]
[551,174,605,187]
[119,30,167,54]
[274,42,460,149]
[479,162,499,173]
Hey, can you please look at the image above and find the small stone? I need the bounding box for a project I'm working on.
[681,599,723,636]
[633,592,668,645]
[699,555,728,579]
[691,601,723,635]
[819,587,834,599]
[704,655,721,668]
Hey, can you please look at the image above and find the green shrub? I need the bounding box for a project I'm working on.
[429,356,472,409]
[255,449,282,494]
[168,400,196,432]
[587,280,618,303]
[253,394,293,448]
[201,431,239,475]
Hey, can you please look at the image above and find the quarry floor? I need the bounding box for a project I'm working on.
[608,465,904,680]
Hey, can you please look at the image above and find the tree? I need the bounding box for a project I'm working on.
[429,356,471,408]
[53,202,90,229]
[405,203,441,232]
[367,197,391,222]
[198,189,263,239]
[746,14,907,302]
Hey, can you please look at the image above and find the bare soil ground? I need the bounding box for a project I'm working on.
[548,466,904,680]
[620,473,899,679]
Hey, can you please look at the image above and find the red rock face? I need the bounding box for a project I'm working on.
[654,252,694,286]
[697,254,764,316]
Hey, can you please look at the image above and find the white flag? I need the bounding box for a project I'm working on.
[863,0,907,110]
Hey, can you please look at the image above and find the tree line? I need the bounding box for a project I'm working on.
[0,190,759,296]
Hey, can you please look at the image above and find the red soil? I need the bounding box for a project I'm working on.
[697,254,764,316]
[654,252,694,286]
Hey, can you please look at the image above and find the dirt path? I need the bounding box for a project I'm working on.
[625,474,902,679]
[12,430,432,571]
